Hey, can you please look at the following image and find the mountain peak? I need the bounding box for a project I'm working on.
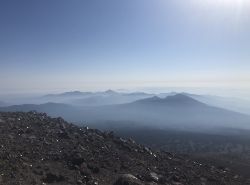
[133,94,205,106]
[133,96,163,104]
[104,90,118,94]
[164,94,205,106]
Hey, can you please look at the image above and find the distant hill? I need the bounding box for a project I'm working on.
[41,90,154,106]
[1,94,250,133]
[43,91,93,98]
[133,94,206,106]
[43,90,119,98]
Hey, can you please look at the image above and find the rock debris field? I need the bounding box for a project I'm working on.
[0,111,249,185]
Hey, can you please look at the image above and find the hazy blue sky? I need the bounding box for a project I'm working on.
[0,0,250,96]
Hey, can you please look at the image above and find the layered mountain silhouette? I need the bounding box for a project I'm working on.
[1,94,250,133]
[40,90,154,106]
[5,90,250,115]
[133,94,205,106]
[44,91,93,98]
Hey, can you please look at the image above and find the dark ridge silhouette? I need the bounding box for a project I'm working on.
[104,89,118,94]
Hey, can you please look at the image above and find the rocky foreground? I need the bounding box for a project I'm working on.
[0,112,249,185]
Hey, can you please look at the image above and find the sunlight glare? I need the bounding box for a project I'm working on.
[200,0,249,7]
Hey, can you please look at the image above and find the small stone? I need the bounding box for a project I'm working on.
[113,174,144,185]
[149,172,159,182]
[77,180,83,184]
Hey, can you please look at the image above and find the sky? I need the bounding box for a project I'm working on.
[0,0,250,97]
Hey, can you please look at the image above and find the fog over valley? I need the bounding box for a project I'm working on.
[1,90,250,133]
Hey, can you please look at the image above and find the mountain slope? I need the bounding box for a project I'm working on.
[86,94,250,131]
[0,103,83,122]
[0,111,248,185]
[187,94,250,115]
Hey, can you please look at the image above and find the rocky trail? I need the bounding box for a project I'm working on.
[0,112,248,185]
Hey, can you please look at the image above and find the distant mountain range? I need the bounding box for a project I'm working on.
[44,91,93,98]
[39,90,155,106]
[43,90,146,99]
[2,93,250,180]
[40,90,250,115]
[3,90,250,115]
[1,94,250,133]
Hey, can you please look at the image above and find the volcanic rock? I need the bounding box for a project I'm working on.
[113,174,143,185]
[0,111,248,185]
